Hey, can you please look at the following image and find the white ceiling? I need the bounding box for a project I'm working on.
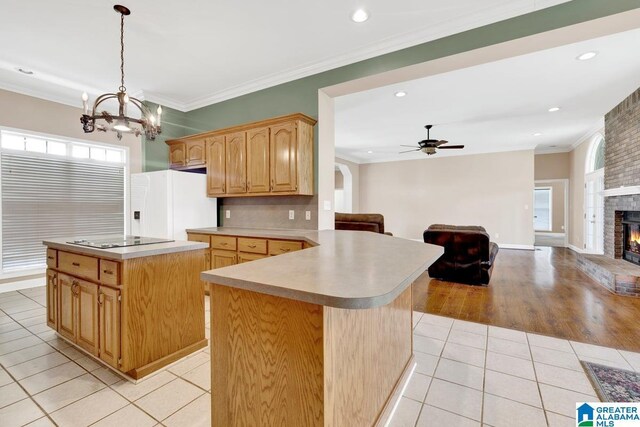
[335,28,640,163]
[0,0,568,111]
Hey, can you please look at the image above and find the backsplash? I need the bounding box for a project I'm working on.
[218,195,318,230]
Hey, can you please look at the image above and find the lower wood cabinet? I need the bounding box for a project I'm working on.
[99,286,121,369]
[211,249,237,268]
[46,270,58,329]
[75,278,99,356]
[238,252,267,263]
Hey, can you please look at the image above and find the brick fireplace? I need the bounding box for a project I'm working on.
[579,87,640,296]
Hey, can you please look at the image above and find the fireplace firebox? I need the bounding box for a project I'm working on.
[622,211,640,266]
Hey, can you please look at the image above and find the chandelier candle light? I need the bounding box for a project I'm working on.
[80,5,162,141]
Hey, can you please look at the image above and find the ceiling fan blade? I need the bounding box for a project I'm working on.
[435,140,448,146]
[400,145,419,148]
[438,145,464,149]
[399,148,421,154]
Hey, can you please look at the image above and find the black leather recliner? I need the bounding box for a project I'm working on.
[423,224,499,285]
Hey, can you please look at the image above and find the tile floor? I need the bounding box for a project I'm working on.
[1,285,639,426]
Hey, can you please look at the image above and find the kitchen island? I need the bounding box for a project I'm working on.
[43,236,208,380]
[193,228,443,426]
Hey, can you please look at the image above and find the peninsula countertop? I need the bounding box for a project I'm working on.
[190,227,443,309]
[43,236,208,260]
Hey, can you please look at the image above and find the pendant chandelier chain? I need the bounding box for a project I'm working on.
[119,12,126,93]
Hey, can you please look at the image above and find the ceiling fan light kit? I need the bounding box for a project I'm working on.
[80,5,162,141]
[399,125,464,156]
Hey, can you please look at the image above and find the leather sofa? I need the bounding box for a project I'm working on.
[423,224,499,285]
[335,213,392,236]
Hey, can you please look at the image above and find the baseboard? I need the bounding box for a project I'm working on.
[498,244,535,250]
[568,244,585,254]
[535,232,566,238]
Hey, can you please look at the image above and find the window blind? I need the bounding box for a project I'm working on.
[1,152,124,271]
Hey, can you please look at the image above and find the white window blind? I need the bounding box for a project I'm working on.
[1,152,125,271]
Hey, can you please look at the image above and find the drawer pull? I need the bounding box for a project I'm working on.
[220,242,228,246]
[280,248,290,252]
[47,256,54,260]
[72,262,80,267]
[248,244,257,248]
[103,269,114,275]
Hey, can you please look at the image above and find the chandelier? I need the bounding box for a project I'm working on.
[80,5,162,141]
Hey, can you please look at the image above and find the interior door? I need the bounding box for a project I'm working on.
[246,127,270,193]
[585,170,604,253]
[534,188,552,231]
[226,132,247,194]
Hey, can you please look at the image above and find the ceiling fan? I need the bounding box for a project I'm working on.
[399,125,464,155]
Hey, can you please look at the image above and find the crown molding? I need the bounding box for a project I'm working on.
[569,119,604,150]
[335,153,364,165]
[534,146,573,155]
[0,80,81,110]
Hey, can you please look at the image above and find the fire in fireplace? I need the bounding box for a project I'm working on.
[623,211,640,266]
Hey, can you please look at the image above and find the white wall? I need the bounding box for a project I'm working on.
[359,150,535,246]
[335,156,360,213]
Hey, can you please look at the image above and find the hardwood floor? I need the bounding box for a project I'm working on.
[412,247,640,352]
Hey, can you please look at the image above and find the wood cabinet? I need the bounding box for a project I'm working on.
[165,113,316,198]
[226,132,247,194]
[270,122,297,192]
[167,140,206,170]
[238,252,267,263]
[99,286,121,369]
[169,143,185,168]
[46,270,58,329]
[246,127,270,193]
[211,249,237,268]
[206,136,226,196]
[46,246,206,380]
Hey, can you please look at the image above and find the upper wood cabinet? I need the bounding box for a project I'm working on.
[206,136,226,196]
[247,127,270,193]
[165,113,316,198]
[167,140,206,170]
[226,132,247,194]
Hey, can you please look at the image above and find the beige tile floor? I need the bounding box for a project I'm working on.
[1,285,639,427]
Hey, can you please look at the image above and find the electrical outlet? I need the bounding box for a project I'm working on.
[225,210,230,219]
[305,211,311,221]
[561,225,565,230]
[289,210,295,220]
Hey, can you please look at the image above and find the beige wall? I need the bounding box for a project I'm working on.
[0,89,142,173]
[568,129,603,250]
[535,152,570,180]
[335,170,344,189]
[535,181,566,234]
[335,156,360,213]
[359,150,535,246]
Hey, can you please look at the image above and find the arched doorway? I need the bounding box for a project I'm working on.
[584,134,605,253]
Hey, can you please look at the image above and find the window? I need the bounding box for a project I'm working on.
[534,187,553,232]
[0,130,127,272]
[586,135,605,173]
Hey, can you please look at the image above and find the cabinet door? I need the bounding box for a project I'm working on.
[169,143,186,168]
[270,122,297,192]
[212,250,237,268]
[186,140,206,166]
[246,127,270,193]
[57,274,76,342]
[99,286,121,369]
[46,270,58,330]
[206,136,226,196]
[76,279,99,356]
[225,132,247,194]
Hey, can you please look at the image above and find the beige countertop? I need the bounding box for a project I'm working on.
[190,227,443,309]
[43,236,208,260]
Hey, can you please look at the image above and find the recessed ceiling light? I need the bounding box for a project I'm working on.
[367,150,374,154]
[351,9,369,23]
[16,67,34,75]
[548,107,561,112]
[394,91,407,98]
[533,133,542,137]
[577,51,597,61]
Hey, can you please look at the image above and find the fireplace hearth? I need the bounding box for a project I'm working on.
[622,211,640,266]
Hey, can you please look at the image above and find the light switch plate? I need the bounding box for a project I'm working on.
[225,210,230,219]
[289,210,295,220]
[305,211,311,221]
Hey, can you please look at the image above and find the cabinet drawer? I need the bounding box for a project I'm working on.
[238,252,268,263]
[237,238,267,254]
[211,235,237,251]
[100,260,120,287]
[268,240,303,256]
[46,249,57,268]
[188,233,211,247]
[58,251,99,281]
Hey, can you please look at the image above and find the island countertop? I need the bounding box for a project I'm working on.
[43,236,208,260]
[191,227,443,309]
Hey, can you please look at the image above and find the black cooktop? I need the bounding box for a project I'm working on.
[67,236,174,249]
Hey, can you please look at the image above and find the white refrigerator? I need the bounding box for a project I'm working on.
[130,170,217,241]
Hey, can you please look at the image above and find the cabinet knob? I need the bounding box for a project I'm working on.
[98,291,104,305]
